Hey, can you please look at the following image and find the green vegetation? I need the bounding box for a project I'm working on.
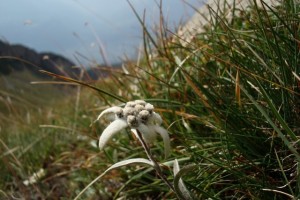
[1,0,300,199]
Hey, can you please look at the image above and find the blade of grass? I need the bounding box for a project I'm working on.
[39,70,125,103]
[238,79,300,161]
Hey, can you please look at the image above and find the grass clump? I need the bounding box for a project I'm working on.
[115,0,300,199]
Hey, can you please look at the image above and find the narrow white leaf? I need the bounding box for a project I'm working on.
[99,119,128,150]
[173,159,180,175]
[173,162,196,200]
[74,158,153,200]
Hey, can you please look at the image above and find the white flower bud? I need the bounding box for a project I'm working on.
[138,110,150,117]
[127,115,139,127]
[126,101,136,107]
[135,104,145,113]
[138,110,150,123]
[135,100,146,106]
[114,107,123,118]
[145,103,154,113]
[123,107,135,116]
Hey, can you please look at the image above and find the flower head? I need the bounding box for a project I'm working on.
[95,100,171,157]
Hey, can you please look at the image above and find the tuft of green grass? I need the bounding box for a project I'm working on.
[114,0,300,199]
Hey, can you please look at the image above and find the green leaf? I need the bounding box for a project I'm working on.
[239,80,300,161]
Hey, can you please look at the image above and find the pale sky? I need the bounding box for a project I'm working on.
[0,0,203,66]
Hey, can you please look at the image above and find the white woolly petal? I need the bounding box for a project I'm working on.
[99,119,128,150]
[95,106,123,122]
[148,112,163,125]
[137,124,157,144]
[154,126,171,158]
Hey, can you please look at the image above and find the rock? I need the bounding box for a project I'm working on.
[177,0,280,46]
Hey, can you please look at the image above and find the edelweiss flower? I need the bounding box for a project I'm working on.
[95,100,170,157]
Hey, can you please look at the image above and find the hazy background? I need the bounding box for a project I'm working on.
[0,0,203,66]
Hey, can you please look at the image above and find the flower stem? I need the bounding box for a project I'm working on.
[135,129,180,198]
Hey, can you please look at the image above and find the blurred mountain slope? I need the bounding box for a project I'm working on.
[0,40,79,78]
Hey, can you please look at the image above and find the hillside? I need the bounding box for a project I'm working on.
[0,40,123,82]
[0,40,79,78]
